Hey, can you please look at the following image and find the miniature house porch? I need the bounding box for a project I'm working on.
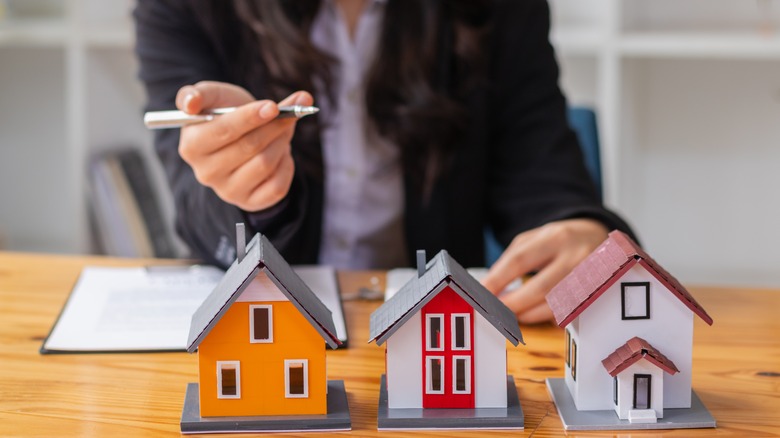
[603,337,680,421]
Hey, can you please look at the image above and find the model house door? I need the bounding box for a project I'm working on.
[420,286,475,409]
[633,374,651,409]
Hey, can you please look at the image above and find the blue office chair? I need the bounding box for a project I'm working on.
[484,106,602,266]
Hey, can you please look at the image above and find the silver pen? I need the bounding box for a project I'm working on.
[143,105,319,129]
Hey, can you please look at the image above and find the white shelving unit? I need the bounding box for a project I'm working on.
[551,0,780,287]
[0,0,173,255]
[1,0,779,286]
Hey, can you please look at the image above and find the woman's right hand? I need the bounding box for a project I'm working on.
[175,81,313,212]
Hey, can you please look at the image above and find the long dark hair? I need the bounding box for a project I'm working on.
[232,0,491,190]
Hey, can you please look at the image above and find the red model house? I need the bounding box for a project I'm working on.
[369,250,524,430]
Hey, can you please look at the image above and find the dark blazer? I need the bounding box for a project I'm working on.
[134,0,634,268]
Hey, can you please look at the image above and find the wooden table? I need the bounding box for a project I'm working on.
[1,252,779,437]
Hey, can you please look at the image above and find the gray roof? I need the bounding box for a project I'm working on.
[186,233,340,352]
[369,250,523,346]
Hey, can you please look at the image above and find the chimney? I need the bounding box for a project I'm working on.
[236,223,246,263]
[416,250,426,278]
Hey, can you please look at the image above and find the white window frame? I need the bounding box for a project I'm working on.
[425,356,445,394]
[425,314,444,351]
[216,361,241,399]
[452,355,472,394]
[284,359,309,398]
[451,313,471,351]
[249,304,273,343]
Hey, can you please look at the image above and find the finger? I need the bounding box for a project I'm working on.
[182,100,280,156]
[500,256,575,315]
[278,90,315,107]
[482,229,555,295]
[517,302,554,325]
[221,138,290,202]
[202,119,295,175]
[181,81,256,114]
[244,155,296,211]
[176,85,200,114]
[499,284,545,316]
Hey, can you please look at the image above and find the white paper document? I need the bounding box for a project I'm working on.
[41,264,347,353]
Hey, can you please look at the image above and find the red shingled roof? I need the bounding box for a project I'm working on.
[545,230,713,328]
[602,336,679,376]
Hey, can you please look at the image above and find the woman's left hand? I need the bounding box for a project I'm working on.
[481,219,609,324]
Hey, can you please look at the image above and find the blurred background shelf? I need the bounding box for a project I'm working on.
[1,0,779,286]
[618,31,780,59]
[551,26,607,56]
[0,18,67,47]
[550,0,780,287]
[82,20,133,47]
[0,0,176,256]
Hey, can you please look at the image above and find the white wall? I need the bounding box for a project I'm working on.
[552,0,780,287]
[0,0,181,256]
[0,48,76,252]
[385,312,422,409]
[473,311,507,408]
[619,59,780,287]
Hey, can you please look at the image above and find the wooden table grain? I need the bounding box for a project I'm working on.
[1,252,779,437]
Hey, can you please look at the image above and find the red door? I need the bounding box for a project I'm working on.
[421,286,475,408]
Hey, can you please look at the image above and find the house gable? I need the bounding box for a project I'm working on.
[236,270,289,302]
[546,230,713,328]
[187,233,340,353]
[602,337,679,377]
[369,250,523,347]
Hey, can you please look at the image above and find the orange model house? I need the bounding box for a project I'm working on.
[180,225,350,433]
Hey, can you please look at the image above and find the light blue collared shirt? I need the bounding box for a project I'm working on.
[311,0,408,269]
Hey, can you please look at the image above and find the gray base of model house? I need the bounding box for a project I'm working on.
[180,380,351,433]
[546,378,716,431]
[377,374,524,430]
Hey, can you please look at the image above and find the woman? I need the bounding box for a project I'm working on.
[134,0,634,323]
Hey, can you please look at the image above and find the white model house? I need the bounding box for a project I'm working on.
[546,230,713,423]
[369,250,523,411]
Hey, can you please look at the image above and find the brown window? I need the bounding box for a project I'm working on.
[217,361,240,399]
[453,356,471,394]
[451,314,471,350]
[426,357,444,394]
[426,314,444,350]
[249,305,273,343]
[285,360,308,398]
[571,340,578,381]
